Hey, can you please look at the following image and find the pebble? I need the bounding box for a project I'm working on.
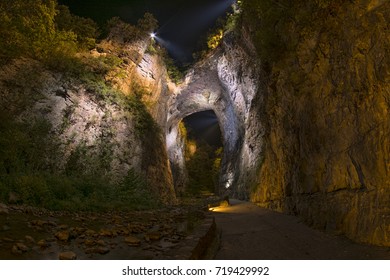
[85,229,96,236]
[125,236,141,247]
[96,240,106,246]
[31,220,47,227]
[12,243,28,254]
[99,229,113,237]
[84,239,95,246]
[145,232,162,241]
[59,251,77,260]
[85,246,110,255]
[58,224,68,230]
[12,245,22,255]
[37,239,49,248]
[55,231,70,242]
[25,236,35,244]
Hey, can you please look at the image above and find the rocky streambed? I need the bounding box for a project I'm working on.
[0,200,210,260]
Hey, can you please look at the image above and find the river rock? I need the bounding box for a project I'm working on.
[37,239,49,248]
[14,243,28,253]
[84,239,95,246]
[55,231,70,242]
[145,232,162,241]
[25,235,35,244]
[99,229,113,237]
[125,236,141,247]
[85,246,110,255]
[59,251,77,260]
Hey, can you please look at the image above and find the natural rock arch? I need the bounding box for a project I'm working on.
[166,39,261,197]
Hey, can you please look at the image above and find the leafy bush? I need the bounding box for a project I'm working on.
[55,5,99,50]
[0,0,79,64]
[0,169,161,211]
[105,12,158,43]
[185,139,222,195]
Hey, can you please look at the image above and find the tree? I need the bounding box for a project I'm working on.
[0,0,78,63]
[137,12,158,33]
[55,5,99,50]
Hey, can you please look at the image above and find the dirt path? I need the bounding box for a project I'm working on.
[212,199,390,260]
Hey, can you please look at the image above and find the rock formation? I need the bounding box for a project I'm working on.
[0,0,388,246]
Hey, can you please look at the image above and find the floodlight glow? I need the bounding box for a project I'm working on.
[150,32,156,39]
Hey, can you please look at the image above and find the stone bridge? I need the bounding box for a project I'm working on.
[165,38,262,197]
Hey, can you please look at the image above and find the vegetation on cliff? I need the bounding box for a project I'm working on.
[0,0,167,211]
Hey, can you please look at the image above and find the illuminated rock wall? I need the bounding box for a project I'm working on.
[244,0,390,246]
[0,38,176,203]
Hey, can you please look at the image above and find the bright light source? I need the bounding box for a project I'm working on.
[150,32,156,39]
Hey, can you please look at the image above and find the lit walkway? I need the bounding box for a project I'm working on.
[212,200,390,259]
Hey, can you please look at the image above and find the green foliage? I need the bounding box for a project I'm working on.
[192,6,241,61]
[106,12,158,43]
[137,12,158,34]
[106,17,140,42]
[55,5,99,50]
[0,0,80,64]
[0,110,159,211]
[114,169,160,210]
[161,50,184,84]
[0,115,56,175]
[207,29,224,50]
[185,140,222,195]
[0,171,160,211]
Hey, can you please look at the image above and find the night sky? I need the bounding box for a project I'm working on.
[59,0,236,63]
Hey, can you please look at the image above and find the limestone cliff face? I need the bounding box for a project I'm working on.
[243,0,390,245]
[0,38,176,202]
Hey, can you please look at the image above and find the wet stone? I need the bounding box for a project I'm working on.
[99,229,113,237]
[59,251,77,260]
[37,239,49,248]
[25,235,35,244]
[12,245,22,255]
[55,231,70,242]
[85,246,110,255]
[125,236,141,247]
[96,240,106,246]
[14,243,28,253]
[85,229,96,236]
[31,220,47,227]
[84,239,95,246]
[145,232,162,241]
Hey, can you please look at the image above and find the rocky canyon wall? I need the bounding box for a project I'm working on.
[242,0,390,246]
[0,37,176,203]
